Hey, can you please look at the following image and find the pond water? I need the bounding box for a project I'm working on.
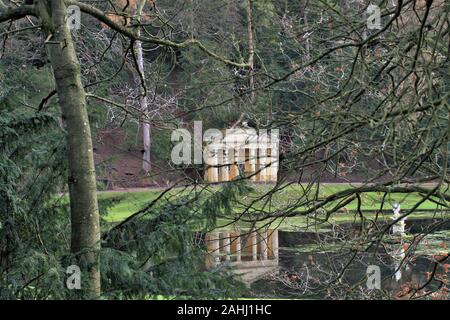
[205,218,450,299]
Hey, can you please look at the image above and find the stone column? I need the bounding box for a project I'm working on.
[259,147,267,182]
[269,129,279,182]
[210,149,219,182]
[249,147,257,181]
[210,232,220,265]
[235,234,241,262]
[222,232,231,261]
[221,149,229,181]
[251,231,257,261]
[229,148,239,180]
[261,231,268,260]
[271,229,279,259]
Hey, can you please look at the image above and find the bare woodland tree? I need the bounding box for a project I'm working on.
[133,0,151,174]
[1,0,449,299]
[0,0,247,297]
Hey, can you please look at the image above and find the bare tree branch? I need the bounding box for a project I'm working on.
[0,5,35,24]
[65,0,249,68]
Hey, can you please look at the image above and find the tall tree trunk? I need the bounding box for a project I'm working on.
[134,0,151,174]
[37,0,100,297]
[246,0,255,103]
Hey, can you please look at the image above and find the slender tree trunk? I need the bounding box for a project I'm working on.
[246,0,255,103]
[303,9,311,58]
[37,0,100,297]
[134,0,151,174]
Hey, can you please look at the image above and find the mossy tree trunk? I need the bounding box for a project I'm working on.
[134,0,151,174]
[37,0,100,298]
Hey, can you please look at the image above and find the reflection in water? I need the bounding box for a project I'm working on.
[393,249,404,282]
[390,243,413,284]
[204,230,279,283]
[253,222,448,298]
[392,203,407,236]
[390,203,409,283]
[202,217,448,298]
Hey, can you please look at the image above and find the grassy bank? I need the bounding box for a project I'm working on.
[98,184,449,231]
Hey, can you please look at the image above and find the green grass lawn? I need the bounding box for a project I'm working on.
[99,183,449,231]
[99,189,162,220]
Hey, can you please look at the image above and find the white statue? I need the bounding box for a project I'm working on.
[391,203,406,235]
[391,203,408,281]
